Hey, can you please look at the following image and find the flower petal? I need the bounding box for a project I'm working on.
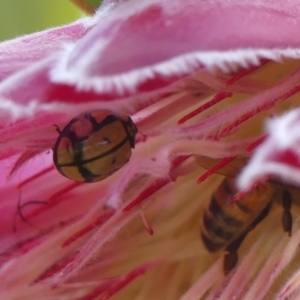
[51,0,300,98]
[0,18,90,82]
[238,108,300,190]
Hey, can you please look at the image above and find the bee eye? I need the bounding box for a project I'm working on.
[53,110,137,183]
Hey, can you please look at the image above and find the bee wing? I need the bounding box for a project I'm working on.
[195,155,249,177]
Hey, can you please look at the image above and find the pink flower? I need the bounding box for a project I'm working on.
[1,1,300,299]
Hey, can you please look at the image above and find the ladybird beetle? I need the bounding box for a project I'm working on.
[53,110,138,183]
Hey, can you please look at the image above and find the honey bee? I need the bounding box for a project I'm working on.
[196,156,296,275]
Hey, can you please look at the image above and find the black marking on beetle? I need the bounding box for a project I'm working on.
[85,113,100,131]
[57,136,129,167]
[122,117,137,148]
[78,165,98,183]
[71,136,85,168]
[91,114,121,132]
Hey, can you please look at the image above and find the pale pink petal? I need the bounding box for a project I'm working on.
[51,0,300,98]
[100,0,131,10]
[238,108,300,190]
[0,18,91,82]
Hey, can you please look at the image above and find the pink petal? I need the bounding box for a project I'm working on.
[100,0,131,9]
[52,0,300,98]
[238,108,300,190]
[0,18,90,82]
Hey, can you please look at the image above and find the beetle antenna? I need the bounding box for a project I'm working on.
[53,124,61,134]
[13,192,47,232]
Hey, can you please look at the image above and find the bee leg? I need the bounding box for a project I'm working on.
[224,233,245,275]
[281,190,292,236]
[223,202,272,275]
[224,227,256,275]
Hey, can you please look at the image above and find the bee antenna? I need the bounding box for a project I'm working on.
[139,129,147,138]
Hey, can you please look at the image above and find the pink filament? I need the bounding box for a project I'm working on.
[178,92,233,125]
[197,135,266,184]
[197,156,236,184]
[219,84,300,138]
[81,263,157,300]
[226,59,270,86]
[139,211,154,235]
[62,210,116,248]
[124,156,188,212]
[17,166,54,189]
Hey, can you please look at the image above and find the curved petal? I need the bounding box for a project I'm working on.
[0,18,90,82]
[51,0,300,97]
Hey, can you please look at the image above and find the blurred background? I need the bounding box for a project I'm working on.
[0,0,84,42]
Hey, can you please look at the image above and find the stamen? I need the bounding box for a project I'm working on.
[17,166,54,189]
[179,259,222,300]
[197,156,236,184]
[178,92,232,125]
[38,255,76,281]
[244,227,300,300]
[80,262,158,300]
[78,281,115,300]
[96,262,158,300]
[9,150,44,177]
[279,269,300,299]
[197,136,268,184]
[218,84,300,138]
[226,59,269,86]
[139,211,154,235]
[18,182,81,224]
[123,156,188,212]
[174,68,300,140]
[123,178,170,212]
[62,210,115,248]
[245,135,266,153]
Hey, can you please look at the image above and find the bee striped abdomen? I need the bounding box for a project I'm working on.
[53,111,137,183]
[200,177,274,253]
